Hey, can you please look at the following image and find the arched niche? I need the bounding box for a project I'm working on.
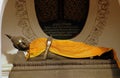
[34,0,89,39]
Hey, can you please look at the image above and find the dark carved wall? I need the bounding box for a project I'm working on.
[34,0,89,39]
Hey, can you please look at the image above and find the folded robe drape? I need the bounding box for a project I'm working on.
[27,38,120,68]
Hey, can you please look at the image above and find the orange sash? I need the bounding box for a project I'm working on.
[27,38,120,68]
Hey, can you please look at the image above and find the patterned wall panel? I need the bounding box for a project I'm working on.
[34,0,89,39]
[15,0,109,44]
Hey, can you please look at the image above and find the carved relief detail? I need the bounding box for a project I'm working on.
[15,0,37,41]
[15,0,109,44]
[84,0,109,45]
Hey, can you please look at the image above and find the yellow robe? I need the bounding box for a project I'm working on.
[27,38,120,68]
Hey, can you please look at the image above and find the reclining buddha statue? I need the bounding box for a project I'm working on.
[6,34,120,78]
[6,34,120,68]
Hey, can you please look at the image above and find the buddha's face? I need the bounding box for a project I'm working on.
[11,37,30,51]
